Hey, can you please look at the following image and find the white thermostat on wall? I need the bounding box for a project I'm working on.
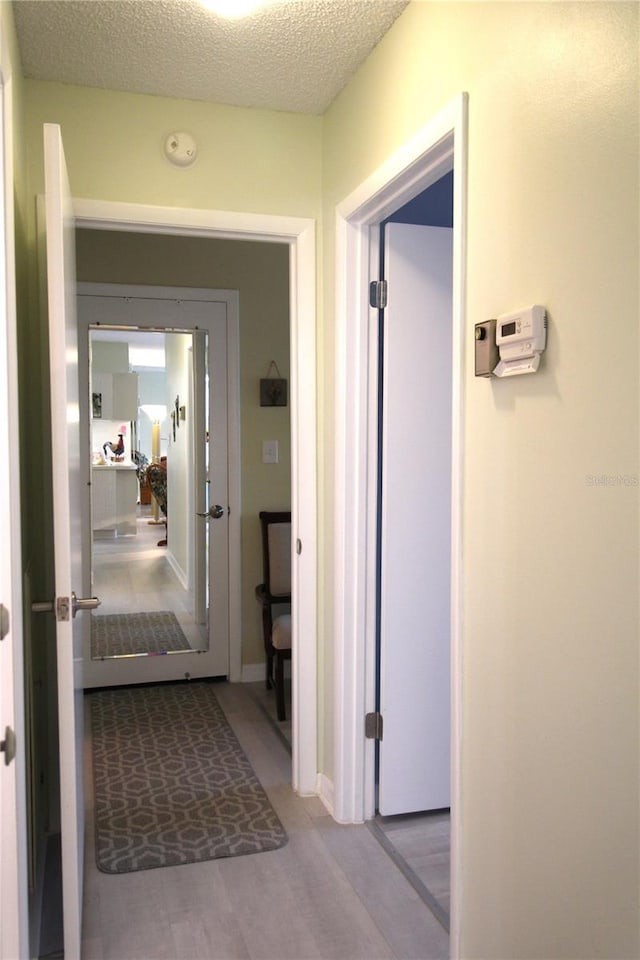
[493,304,547,377]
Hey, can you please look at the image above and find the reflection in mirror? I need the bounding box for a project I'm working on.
[89,327,209,660]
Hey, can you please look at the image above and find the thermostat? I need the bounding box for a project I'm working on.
[494,305,547,377]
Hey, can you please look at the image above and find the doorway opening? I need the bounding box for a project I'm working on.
[369,171,454,934]
[71,201,318,800]
[333,93,467,952]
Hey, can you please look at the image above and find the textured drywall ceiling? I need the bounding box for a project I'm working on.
[13,0,409,115]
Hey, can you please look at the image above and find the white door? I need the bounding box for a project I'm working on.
[76,290,232,685]
[0,94,27,960]
[44,122,91,958]
[378,222,453,816]
[0,331,23,959]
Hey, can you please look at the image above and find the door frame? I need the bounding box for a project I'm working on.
[72,199,318,798]
[77,282,241,689]
[332,93,467,952]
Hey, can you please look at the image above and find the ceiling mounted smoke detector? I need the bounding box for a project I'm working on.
[163,131,198,167]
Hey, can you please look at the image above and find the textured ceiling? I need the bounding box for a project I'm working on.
[12,0,409,115]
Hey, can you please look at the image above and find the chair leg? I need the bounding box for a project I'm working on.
[275,653,286,722]
[266,651,273,690]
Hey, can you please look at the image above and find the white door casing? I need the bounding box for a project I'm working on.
[333,94,467,956]
[192,326,207,625]
[378,223,453,816]
[77,286,238,688]
[43,122,86,959]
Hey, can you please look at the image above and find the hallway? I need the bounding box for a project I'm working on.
[81,682,449,959]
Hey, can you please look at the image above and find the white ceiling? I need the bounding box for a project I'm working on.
[12,0,409,115]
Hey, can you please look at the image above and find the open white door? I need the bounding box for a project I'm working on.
[378,222,453,816]
[0,76,27,960]
[44,122,94,958]
[0,325,24,957]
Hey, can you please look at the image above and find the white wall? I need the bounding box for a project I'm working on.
[165,332,191,587]
[137,367,169,460]
[90,341,133,460]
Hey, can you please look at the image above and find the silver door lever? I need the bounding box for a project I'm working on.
[196,504,226,520]
[32,592,101,619]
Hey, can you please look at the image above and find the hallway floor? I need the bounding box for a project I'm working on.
[247,678,451,933]
[81,682,449,960]
[92,506,208,654]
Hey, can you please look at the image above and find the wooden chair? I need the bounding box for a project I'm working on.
[255,511,291,721]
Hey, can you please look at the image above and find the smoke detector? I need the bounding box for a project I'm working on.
[163,131,198,167]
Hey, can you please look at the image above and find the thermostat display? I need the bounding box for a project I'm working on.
[494,305,547,377]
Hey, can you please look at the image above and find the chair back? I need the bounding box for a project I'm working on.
[259,511,291,599]
[147,462,168,516]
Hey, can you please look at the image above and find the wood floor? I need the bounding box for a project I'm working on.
[247,679,451,935]
[81,682,450,960]
[92,507,208,654]
[86,513,451,958]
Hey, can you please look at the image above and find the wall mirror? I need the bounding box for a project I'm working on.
[87,326,210,660]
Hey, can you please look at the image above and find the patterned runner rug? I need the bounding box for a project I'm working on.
[90,683,288,874]
[91,610,191,658]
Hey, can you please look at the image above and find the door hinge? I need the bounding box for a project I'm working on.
[369,280,388,310]
[1,726,16,766]
[365,711,383,740]
[0,603,9,641]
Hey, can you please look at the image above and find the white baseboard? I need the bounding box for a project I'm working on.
[241,660,291,683]
[166,549,188,591]
[317,774,335,817]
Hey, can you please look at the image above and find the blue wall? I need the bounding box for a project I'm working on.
[385,170,453,227]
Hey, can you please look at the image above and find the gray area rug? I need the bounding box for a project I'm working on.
[91,610,191,658]
[90,683,288,874]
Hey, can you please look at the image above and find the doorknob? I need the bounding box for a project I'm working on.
[32,592,101,620]
[72,593,101,617]
[196,504,226,520]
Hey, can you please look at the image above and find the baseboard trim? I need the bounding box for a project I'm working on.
[165,549,188,591]
[317,773,335,817]
[241,661,291,683]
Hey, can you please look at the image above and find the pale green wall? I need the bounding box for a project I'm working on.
[24,79,322,216]
[322,2,639,958]
[75,229,291,668]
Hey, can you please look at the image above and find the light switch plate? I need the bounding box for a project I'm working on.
[262,440,279,464]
